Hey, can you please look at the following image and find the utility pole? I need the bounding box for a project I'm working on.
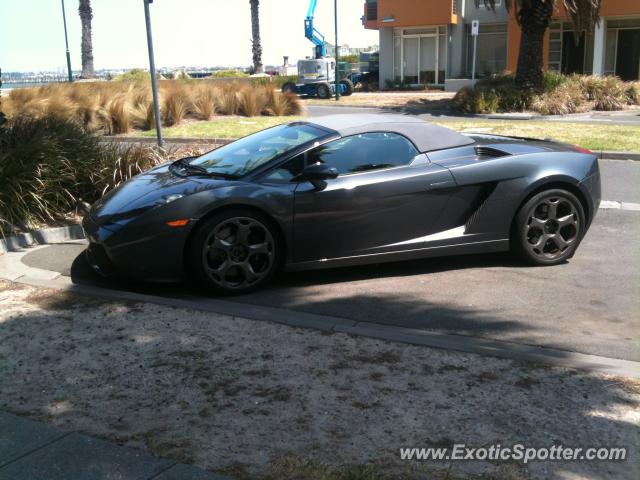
[143,0,163,147]
[61,0,73,82]
[334,0,340,101]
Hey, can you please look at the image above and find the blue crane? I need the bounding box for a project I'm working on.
[280,0,358,99]
[305,0,326,59]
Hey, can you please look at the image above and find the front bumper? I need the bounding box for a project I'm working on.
[82,214,193,283]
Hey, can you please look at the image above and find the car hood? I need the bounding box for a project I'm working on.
[88,163,226,225]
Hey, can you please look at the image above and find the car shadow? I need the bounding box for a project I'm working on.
[66,248,561,342]
[271,251,528,288]
[68,248,528,297]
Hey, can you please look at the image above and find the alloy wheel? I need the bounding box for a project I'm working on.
[202,217,275,291]
[524,196,580,260]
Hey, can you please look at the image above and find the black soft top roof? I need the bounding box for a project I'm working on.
[308,114,474,152]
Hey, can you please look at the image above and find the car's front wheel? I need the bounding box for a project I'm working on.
[316,82,332,99]
[189,209,280,294]
[513,189,585,266]
[281,82,297,95]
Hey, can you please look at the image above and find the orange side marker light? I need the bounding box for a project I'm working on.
[166,219,190,227]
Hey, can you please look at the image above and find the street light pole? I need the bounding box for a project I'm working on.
[334,0,340,101]
[61,0,73,82]
[143,0,163,147]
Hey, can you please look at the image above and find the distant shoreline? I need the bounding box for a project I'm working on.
[2,81,65,91]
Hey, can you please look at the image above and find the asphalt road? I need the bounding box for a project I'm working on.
[21,160,640,361]
[306,104,640,125]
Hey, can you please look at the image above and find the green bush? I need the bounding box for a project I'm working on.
[454,75,531,114]
[337,54,359,64]
[453,72,638,114]
[542,70,568,93]
[251,75,298,89]
[209,69,249,79]
[0,117,101,231]
[115,69,151,81]
[0,116,197,234]
[452,87,500,114]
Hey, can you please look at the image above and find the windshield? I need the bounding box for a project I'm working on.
[188,123,328,177]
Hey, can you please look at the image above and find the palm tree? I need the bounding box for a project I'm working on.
[478,0,602,88]
[249,0,264,74]
[78,0,95,78]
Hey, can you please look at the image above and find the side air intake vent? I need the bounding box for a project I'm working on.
[475,146,508,159]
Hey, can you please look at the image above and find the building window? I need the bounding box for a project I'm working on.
[548,22,594,75]
[605,18,640,81]
[365,1,377,21]
[392,26,447,85]
[465,23,507,77]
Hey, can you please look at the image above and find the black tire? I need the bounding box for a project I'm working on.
[188,208,281,295]
[339,78,354,96]
[316,82,332,99]
[512,189,585,266]
[281,81,297,95]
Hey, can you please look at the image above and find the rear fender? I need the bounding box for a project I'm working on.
[443,152,595,238]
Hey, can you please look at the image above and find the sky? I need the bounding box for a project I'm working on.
[0,0,379,73]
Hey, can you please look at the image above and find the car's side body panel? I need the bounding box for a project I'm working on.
[291,162,455,262]
[284,139,600,272]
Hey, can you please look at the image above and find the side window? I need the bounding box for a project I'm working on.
[306,132,418,175]
[260,153,306,183]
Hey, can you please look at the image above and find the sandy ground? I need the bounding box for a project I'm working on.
[0,280,638,480]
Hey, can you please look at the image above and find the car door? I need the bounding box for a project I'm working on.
[292,132,456,262]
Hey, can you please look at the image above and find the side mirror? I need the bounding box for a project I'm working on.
[302,163,338,191]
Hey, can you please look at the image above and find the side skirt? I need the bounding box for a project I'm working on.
[284,239,510,272]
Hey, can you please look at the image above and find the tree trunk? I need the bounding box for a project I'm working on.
[250,0,263,74]
[78,0,95,78]
[514,1,554,89]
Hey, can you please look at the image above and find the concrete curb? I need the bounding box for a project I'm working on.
[5,272,639,379]
[1,225,85,254]
[597,151,640,161]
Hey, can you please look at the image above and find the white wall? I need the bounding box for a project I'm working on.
[378,27,394,89]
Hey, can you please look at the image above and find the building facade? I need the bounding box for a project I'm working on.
[363,0,640,88]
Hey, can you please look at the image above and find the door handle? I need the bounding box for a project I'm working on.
[429,180,456,190]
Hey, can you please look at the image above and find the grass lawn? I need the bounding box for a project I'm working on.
[138,116,303,139]
[136,115,640,152]
[431,119,640,152]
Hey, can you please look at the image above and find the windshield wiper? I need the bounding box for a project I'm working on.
[171,159,238,179]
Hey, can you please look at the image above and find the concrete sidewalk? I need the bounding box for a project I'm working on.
[0,411,229,480]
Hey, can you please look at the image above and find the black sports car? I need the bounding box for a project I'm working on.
[83,114,601,294]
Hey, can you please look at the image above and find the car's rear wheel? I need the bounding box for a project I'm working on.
[513,189,585,266]
[189,209,280,294]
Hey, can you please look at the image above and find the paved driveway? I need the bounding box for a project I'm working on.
[306,104,640,125]
[21,160,640,361]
